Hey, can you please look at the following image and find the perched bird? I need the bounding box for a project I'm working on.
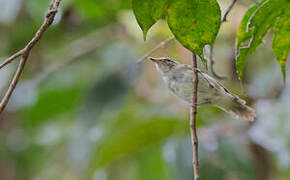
[148,57,256,121]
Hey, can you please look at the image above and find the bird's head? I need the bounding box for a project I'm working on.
[148,57,179,74]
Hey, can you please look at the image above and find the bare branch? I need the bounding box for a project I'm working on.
[222,0,238,22]
[136,36,175,64]
[25,0,61,53]
[0,0,62,115]
[190,53,199,180]
[29,29,170,86]
[35,33,172,84]
[0,50,24,70]
[0,56,28,113]
[38,26,115,82]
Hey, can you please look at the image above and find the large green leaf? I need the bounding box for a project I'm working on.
[273,5,290,80]
[132,0,169,40]
[236,0,286,77]
[74,0,131,25]
[89,118,187,170]
[137,147,171,180]
[23,88,82,126]
[166,0,221,62]
[235,4,260,76]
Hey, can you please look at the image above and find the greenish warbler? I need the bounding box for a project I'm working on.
[149,57,256,121]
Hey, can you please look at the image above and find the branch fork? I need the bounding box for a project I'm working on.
[0,0,62,115]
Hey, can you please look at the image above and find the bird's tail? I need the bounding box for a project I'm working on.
[218,96,256,122]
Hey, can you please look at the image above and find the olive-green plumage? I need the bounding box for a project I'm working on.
[149,57,256,121]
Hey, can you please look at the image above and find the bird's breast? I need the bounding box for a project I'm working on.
[165,76,192,102]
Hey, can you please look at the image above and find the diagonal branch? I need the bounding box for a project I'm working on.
[190,53,199,180]
[0,56,28,113]
[222,0,238,22]
[0,50,24,69]
[136,36,175,64]
[36,25,115,83]
[0,0,62,115]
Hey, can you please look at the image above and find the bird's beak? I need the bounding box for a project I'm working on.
[148,57,157,62]
[148,57,164,62]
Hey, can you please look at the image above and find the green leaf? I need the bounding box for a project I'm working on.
[236,0,285,77]
[23,88,82,126]
[75,0,131,22]
[137,148,170,180]
[132,0,169,40]
[166,0,221,62]
[90,118,186,169]
[273,5,290,80]
[235,4,260,76]
[236,4,259,48]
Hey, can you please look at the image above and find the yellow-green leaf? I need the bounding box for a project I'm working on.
[166,0,221,63]
[236,0,285,77]
[132,0,169,40]
[236,4,259,76]
[273,5,290,81]
[236,4,259,48]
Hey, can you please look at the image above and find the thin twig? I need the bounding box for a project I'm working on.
[0,50,24,70]
[38,34,173,83]
[136,36,175,64]
[45,25,114,75]
[0,56,28,113]
[190,53,199,180]
[10,24,153,90]
[0,0,62,115]
[222,0,238,22]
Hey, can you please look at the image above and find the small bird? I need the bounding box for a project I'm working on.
[149,57,256,121]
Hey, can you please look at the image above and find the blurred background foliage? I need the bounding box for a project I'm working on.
[0,0,289,179]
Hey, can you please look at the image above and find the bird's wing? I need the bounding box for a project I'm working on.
[174,65,212,92]
[178,64,232,92]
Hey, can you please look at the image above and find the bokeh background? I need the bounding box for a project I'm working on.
[0,0,289,179]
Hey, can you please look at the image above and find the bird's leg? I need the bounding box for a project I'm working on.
[194,68,215,88]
